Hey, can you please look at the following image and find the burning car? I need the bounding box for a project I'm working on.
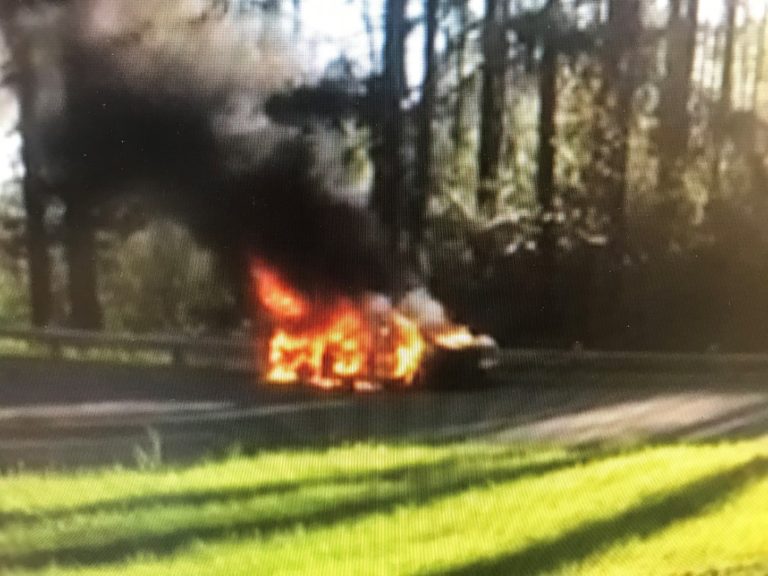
[252,261,497,391]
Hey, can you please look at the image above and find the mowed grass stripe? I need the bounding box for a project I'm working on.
[1,439,767,575]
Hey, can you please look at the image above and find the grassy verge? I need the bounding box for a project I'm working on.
[1,439,767,575]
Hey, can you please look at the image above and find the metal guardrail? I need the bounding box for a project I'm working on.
[3,327,768,373]
[0,327,254,369]
[495,347,768,372]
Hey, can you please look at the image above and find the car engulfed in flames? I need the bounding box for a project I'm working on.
[251,261,492,391]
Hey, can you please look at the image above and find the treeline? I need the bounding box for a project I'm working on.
[2,0,768,352]
[403,0,768,351]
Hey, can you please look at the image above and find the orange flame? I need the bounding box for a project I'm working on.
[254,266,307,319]
[251,262,426,389]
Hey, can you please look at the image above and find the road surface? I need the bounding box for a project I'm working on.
[1,357,768,469]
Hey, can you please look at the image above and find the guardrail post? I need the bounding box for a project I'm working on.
[172,345,184,367]
[45,335,62,360]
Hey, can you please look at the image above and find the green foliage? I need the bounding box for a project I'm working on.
[0,259,28,326]
[99,219,237,334]
[0,190,29,326]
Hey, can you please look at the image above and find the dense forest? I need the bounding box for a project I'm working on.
[1,0,768,352]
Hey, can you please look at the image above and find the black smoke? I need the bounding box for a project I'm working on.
[6,0,414,302]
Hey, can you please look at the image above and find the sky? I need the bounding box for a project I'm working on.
[290,0,763,79]
[299,0,435,88]
[301,0,384,71]
[689,0,765,23]
[0,91,19,188]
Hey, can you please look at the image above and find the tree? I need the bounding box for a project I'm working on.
[64,200,103,329]
[451,0,472,143]
[532,1,596,323]
[1,1,104,329]
[476,0,508,218]
[413,0,440,264]
[587,0,643,342]
[601,1,641,259]
[371,0,409,256]
[657,0,700,199]
[712,0,738,196]
[100,219,236,333]
[0,5,54,327]
[448,0,477,194]
[536,39,558,273]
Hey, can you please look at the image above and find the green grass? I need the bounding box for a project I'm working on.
[1,439,767,575]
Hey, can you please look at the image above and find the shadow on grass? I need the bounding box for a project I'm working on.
[0,458,460,527]
[654,399,768,443]
[426,457,768,576]
[0,453,587,571]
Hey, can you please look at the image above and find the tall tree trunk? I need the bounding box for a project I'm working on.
[0,9,54,327]
[536,42,558,263]
[372,0,407,238]
[753,10,767,109]
[536,41,559,327]
[2,4,102,330]
[413,0,439,259]
[369,0,412,293]
[591,0,642,344]
[602,1,638,273]
[21,174,53,327]
[657,0,700,197]
[452,0,471,154]
[707,27,723,94]
[606,2,643,253]
[65,201,103,330]
[738,12,751,108]
[713,0,737,196]
[477,0,508,218]
[720,0,737,116]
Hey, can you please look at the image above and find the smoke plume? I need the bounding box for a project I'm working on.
[6,0,413,300]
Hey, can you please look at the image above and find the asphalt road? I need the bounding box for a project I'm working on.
[1,357,768,469]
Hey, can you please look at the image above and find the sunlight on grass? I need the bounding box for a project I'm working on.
[0,439,766,575]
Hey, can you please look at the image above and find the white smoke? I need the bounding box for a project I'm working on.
[397,287,449,329]
[71,0,305,106]
[309,122,374,209]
